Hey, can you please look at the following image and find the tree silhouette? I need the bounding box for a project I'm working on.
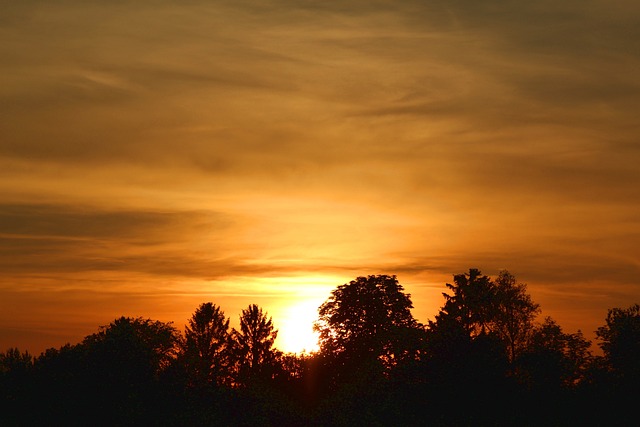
[0,347,33,375]
[232,304,280,386]
[30,343,89,422]
[0,347,33,417]
[83,316,180,375]
[427,269,540,362]
[433,268,495,337]
[181,302,232,387]
[426,269,498,368]
[596,303,640,382]
[76,317,181,424]
[2,274,637,426]
[516,317,592,390]
[423,269,536,425]
[492,270,540,362]
[315,275,424,384]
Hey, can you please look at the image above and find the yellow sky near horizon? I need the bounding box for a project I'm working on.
[1,0,639,354]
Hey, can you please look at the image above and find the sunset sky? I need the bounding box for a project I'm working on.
[1,0,639,354]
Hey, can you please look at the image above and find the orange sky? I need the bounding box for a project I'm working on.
[1,0,639,354]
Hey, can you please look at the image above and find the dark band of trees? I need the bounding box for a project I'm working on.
[1,269,638,426]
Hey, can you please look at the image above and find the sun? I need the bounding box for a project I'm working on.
[277,299,321,354]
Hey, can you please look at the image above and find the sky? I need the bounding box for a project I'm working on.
[1,0,639,354]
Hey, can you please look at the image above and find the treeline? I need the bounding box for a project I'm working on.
[1,269,639,426]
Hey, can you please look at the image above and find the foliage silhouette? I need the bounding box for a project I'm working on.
[2,271,639,426]
[83,316,180,374]
[0,347,33,420]
[596,303,640,382]
[516,316,592,390]
[81,317,181,423]
[180,302,233,387]
[0,347,33,374]
[314,274,425,386]
[493,270,540,362]
[232,304,280,386]
[426,269,550,424]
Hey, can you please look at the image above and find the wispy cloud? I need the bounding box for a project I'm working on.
[1,0,639,353]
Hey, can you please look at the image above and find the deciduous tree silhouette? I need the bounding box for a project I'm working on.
[0,347,33,416]
[83,316,180,377]
[423,269,537,425]
[181,302,232,387]
[0,347,33,375]
[314,275,425,385]
[30,343,88,421]
[596,303,640,382]
[492,270,540,362]
[2,275,636,426]
[516,317,591,390]
[78,317,180,423]
[427,269,540,362]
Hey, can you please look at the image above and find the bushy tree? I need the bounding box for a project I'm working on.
[596,303,640,382]
[75,317,182,423]
[0,347,33,375]
[83,316,180,377]
[0,347,34,411]
[425,271,507,400]
[492,270,540,362]
[315,275,425,382]
[516,317,592,389]
[427,269,540,361]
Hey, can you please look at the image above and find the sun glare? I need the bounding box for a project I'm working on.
[240,274,339,354]
[278,299,321,354]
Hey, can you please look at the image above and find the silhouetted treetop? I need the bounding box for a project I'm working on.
[596,303,640,381]
[232,304,280,385]
[83,316,180,375]
[0,348,33,376]
[492,270,540,362]
[315,275,424,374]
[181,302,232,387]
[437,268,495,337]
[428,269,539,361]
[517,317,592,389]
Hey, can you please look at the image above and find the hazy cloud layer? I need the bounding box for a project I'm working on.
[1,0,639,353]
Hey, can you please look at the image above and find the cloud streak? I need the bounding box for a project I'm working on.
[1,0,639,353]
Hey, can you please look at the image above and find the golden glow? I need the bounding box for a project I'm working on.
[1,1,639,355]
[239,275,338,353]
[277,299,321,354]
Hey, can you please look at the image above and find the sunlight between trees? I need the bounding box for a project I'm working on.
[1,270,638,425]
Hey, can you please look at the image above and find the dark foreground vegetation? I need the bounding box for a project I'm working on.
[1,269,639,426]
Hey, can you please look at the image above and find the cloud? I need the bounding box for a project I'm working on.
[0,203,247,277]
[1,0,640,354]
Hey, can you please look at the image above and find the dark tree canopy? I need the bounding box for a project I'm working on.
[437,268,495,337]
[0,348,33,375]
[233,304,280,385]
[181,302,232,387]
[517,317,592,389]
[428,269,539,361]
[0,348,33,407]
[83,316,180,376]
[492,270,540,362]
[596,303,640,382]
[3,271,639,426]
[315,275,424,376]
[424,268,544,402]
